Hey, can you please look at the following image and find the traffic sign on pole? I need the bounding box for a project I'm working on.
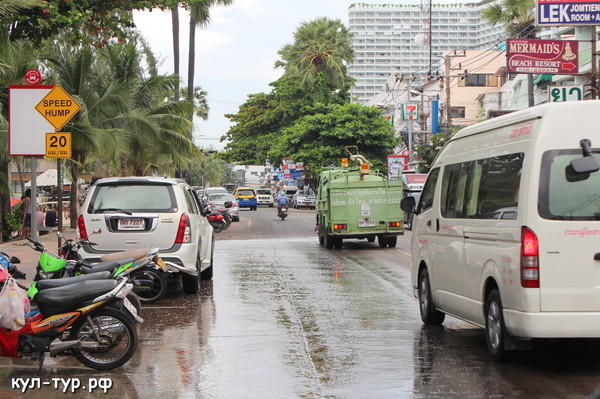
[35,85,81,130]
[46,132,71,158]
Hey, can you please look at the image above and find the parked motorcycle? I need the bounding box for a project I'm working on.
[22,234,169,304]
[207,200,234,232]
[278,205,288,221]
[0,258,139,370]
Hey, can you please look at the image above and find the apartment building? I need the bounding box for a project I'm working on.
[348,2,505,104]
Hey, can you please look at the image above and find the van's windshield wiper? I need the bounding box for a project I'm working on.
[94,208,133,215]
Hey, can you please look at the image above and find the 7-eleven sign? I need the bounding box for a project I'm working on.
[402,103,420,121]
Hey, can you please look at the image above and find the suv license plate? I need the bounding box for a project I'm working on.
[118,218,145,230]
[358,218,375,227]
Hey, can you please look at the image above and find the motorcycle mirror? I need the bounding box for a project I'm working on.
[224,201,233,208]
[56,231,64,238]
[9,256,20,264]
[92,228,102,234]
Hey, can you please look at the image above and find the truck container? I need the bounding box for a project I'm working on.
[316,149,404,248]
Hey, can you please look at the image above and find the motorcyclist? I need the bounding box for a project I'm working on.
[277,192,289,217]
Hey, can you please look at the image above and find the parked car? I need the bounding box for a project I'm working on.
[203,186,228,200]
[233,187,258,210]
[291,190,316,209]
[77,176,215,295]
[206,193,240,221]
[256,189,274,207]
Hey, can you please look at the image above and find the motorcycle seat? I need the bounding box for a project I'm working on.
[35,280,119,317]
[100,247,152,262]
[36,271,112,290]
[81,258,135,274]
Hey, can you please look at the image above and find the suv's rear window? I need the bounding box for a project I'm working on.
[87,183,176,213]
[257,190,271,195]
[539,150,600,220]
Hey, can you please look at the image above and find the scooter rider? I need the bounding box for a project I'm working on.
[277,192,289,216]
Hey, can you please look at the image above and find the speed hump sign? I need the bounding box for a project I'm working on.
[46,132,71,158]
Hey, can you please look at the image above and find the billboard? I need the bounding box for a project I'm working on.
[506,39,578,74]
[537,0,600,26]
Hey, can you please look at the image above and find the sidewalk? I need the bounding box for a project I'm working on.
[0,227,77,283]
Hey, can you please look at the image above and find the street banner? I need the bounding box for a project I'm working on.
[387,155,407,180]
[537,0,600,26]
[506,39,578,74]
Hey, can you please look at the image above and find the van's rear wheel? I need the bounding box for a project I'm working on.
[378,236,387,248]
[387,237,397,248]
[418,268,445,325]
[485,289,508,361]
[324,233,333,249]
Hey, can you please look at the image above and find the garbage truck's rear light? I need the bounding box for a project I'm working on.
[333,224,347,230]
[78,214,88,241]
[521,226,539,288]
[175,213,191,244]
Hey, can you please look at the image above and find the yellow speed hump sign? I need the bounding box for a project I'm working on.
[35,85,81,130]
[46,132,71,158]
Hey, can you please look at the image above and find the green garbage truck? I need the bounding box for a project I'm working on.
[316,147,404,249]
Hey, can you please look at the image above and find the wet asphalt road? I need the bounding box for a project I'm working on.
[2,207,600,398]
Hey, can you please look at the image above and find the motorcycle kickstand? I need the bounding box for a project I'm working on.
[36,353,46,375]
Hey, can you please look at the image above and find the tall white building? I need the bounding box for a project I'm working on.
[348,2,506,103]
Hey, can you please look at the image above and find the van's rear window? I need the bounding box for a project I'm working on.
[539,150,600,220]
[87,183,176,213]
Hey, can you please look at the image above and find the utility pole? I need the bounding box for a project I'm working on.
[445,55,451,127]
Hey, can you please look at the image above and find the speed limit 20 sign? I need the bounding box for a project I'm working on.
[45,132,71,158]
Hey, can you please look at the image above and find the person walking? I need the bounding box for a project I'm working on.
[20,189,31,239]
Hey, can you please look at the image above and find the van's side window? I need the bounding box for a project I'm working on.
[417,168,440,212]
[441,153,523,219]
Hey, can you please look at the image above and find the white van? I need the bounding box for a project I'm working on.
[401,101,600,360]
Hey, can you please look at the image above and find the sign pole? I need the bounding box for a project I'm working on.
[30,157,37,241]
[57,158,63,248]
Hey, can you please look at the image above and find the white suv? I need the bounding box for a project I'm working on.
[77,177,215,294]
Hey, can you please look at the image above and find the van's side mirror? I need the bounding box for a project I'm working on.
[570,139,600,175]
[401,196,416,214]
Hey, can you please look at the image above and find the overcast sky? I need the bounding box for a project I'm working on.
[133,1,384,151]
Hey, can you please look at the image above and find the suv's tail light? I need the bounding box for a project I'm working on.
[175,213,191,244]
[521,226,539,288]
[78,214,89,241]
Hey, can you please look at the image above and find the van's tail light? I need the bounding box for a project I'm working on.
[389,221,402,228]
[175,213,191,243]
[333,224,347,230]
[78,214,88,241]
[521,226,539,288]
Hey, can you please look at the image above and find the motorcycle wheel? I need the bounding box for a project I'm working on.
[129,267,167,303]
[69,308,138,370]
[212,223,224,233]
[125,292,142,316]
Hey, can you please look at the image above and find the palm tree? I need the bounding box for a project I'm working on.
[171,6,180,101]
[276,17,354,99]
[187,0,234,103]
[0,0,43,19]
[482,0,538,106]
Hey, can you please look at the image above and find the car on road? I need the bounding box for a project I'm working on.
[233,187,258,210]
[77,176,215,294]
[256,189,274,207]
[202,186,228,200]
[291,190,316,209]
[206,193,240,221]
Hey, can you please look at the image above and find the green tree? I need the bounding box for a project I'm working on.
[2,1,201,45]
[268,103,398,176]
[223,76,351,165]
[415,132,450,173]
[482,0,537,106]
[276,17,354,101]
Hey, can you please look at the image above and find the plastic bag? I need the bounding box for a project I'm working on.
[0,277,30,330]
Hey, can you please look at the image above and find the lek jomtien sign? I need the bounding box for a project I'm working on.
[506,39,579,74]
[537,0,600,26]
